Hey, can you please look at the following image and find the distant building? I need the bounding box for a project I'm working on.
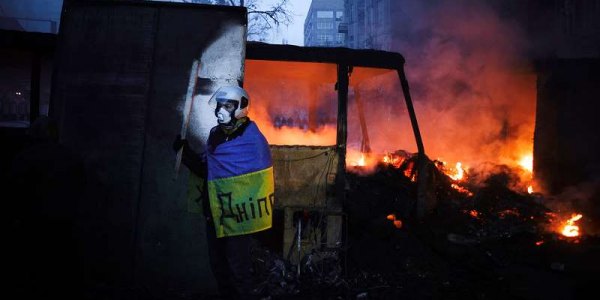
[344,0,393,50]
[304,0,345,47]
[344,0,600,55]
[0,0,62,34]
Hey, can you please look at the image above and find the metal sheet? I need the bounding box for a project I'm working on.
[52,1,247,294]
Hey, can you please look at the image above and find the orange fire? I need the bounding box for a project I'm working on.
[382,152,405,169]
[437,160,467,181]
[561,214,583,238]
[355,153,366,167]
[519,155,533,173]
[449,162,465,181]
[545,212,584,238]
[516,154,537,195]
[244,58,540,208]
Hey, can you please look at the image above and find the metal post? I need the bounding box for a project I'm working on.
[397,65,431,218]
[354,87,371,153]
[396,66,424,156]
[335,64,349,208]
[174,59,201,179]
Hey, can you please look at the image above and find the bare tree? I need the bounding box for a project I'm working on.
[182,0,292,41]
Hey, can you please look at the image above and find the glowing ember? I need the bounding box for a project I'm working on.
[561,214,583,237]
[403,161,415,180]
[469,210,480,218]
[409,174,417,182]
[519,155,533,173]
[386,214,403,229]
[535,241,544,246]
[498,209,520,219]
[393,219,403,229]
[451,184,474,196]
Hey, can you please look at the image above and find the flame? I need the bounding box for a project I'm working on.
[545,212,584,239]
[386,214,395,221]
[356,153,366,167]
[383,152,405,168]
[437,160,468,182]
[519,155,533,173]
[244,59,539,200]
[527,185,534,194]
[518,154,536,195]
[561,214,583,237]
[449,162,465,181]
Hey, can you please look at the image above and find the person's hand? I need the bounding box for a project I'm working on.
[172,134,189,153]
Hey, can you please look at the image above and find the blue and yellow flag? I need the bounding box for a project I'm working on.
[207,122,274,238]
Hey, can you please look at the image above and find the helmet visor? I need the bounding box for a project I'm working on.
[208,86,239,109]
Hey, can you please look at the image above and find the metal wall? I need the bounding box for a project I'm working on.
[52,1,246,295]
[534,59,600,224]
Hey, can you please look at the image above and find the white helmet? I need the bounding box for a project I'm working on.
[208,85,250,120]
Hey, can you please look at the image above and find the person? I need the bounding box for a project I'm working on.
[173,86,274,299]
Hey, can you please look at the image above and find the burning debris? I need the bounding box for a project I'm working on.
[250,148,598,299]
[342,149,599,297]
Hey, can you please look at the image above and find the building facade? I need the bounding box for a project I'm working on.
[344,0,393,50]
[304,0,345,47]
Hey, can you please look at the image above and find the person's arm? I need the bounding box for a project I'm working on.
[173,135,206,177]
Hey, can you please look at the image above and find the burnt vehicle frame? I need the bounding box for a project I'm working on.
[245,42,434,260]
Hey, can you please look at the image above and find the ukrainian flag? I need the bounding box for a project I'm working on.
[207,122,274,238]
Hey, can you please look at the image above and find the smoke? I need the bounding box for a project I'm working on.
[387,0,536,170]
[246,0,538,184]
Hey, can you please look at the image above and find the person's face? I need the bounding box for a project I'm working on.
[215,100,238,125]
